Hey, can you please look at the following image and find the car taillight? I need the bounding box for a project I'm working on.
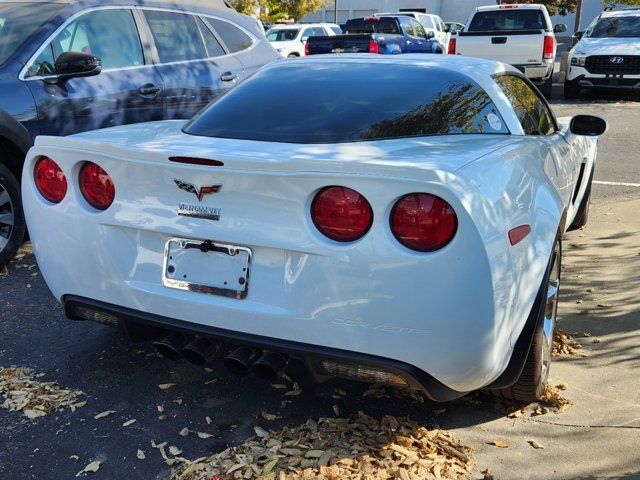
[34,157,67,204]
[79,162,115,210]
[311,186,373,242]
[369,39,379,54]
[543,35,555,60]
[304,40,310,56]
[448,36,456,55]
[390,193,457,252]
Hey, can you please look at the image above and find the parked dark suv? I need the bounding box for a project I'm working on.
[0,0,279,267]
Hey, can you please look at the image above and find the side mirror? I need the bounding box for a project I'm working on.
[569,115,608,136]
[426,31,435,39]
[573,30,584,41]
[554,24,567,33]
[49,51,102,83]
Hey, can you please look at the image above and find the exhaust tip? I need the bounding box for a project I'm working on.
[252,351,289,380]
[224,347,259,375]
[182,337,218,366]
[153,333,189,361]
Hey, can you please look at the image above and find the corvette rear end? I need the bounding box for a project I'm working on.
[23,55,604,401]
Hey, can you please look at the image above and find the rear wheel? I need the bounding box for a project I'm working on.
[564,78,580,100]
[0,162,26,269]
[287,53,299,58]
[494,241,561,402]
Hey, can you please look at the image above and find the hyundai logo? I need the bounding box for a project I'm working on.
[610,57,624,64]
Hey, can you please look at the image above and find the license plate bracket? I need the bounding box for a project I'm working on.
[162,238,251,299]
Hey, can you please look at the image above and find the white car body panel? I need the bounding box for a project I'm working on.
[22,55,598,395]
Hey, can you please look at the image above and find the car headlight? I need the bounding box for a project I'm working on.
[570,56,586,67]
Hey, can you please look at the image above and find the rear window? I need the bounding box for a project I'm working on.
[184,62,509,144]
[345,18,401,34]
[469,9,547,32]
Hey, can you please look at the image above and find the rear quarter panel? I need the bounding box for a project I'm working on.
[459,138,564,347]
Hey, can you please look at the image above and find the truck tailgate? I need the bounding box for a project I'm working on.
[307,34,371,54]
[457,30,544,65]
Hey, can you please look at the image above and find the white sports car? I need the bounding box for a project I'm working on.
[23,55,606,402]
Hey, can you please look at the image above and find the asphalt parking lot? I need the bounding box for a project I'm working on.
[1,90,639,480]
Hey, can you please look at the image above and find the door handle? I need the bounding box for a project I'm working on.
[139,85,161,96]
[220,72,238,82]
[491,37,507,44]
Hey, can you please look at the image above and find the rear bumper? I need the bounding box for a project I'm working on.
[514,63,553,81]
[64,295,465,401]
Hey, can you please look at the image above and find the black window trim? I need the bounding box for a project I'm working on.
[19,5,256,81]
[492,71,559,135]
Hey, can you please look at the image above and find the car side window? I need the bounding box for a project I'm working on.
[25,43,55,77]
[197,17,226,57]
[402,18,415,36]
[301,27,314,40]
[206,17,253,53]
[30,9,144,72]
[496,75,555,135]
[413,19,427,37]
[144,11,206,63]
[312,27,325,36]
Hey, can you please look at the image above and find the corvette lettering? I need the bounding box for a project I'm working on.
[177,203,221,221]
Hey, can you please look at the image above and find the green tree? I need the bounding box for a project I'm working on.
[509,0,577,16]
[228,0,260,16]
[267,0,326,22]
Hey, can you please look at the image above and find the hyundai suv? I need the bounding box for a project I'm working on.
[566,7,640,98]
[0,0,279,268]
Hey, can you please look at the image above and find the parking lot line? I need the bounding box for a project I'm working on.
[593,180,640,188]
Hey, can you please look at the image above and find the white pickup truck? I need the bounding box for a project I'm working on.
[450,4,567,97]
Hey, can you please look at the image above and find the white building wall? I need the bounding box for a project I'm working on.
[302,0,607,33]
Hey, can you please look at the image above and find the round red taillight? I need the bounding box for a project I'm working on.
[79,162,115,210]
[390,193,457,252]
[34,157,67,204]
[311,186,373,242]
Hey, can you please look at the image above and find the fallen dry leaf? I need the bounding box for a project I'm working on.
[205,416,212,425]
[271,384,287,390]
[169,446,183,456]
[196,431,213,439]
[254,426,269,438]
[94,410,116,419]
[158,383,176,390]
[179,427,190,437]
[553,330,587,357]
[171,413,473,480]
[528,439,544,449]
[122,419,136,427]
[157,405,164,413]
[75,459,101,477]
[137,449,146,460]
[261,410,281,421]
[489,440,509,448]
[0,366,85,418]
[597,303,613,308]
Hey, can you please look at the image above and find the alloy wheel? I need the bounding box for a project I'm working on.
[0,182,14,253]
[540,248,560,383]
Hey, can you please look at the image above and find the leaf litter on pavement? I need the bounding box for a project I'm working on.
[0,366,85,418]
[168,412,474,480]
[553,329,587,357]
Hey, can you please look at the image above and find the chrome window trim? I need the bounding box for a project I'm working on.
[19,5,258,81]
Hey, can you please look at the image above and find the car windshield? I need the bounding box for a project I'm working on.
[184,62,509,144]
[469,10,546,31]
[345,18,401,34]
[266,28,299,41]
[586,15,640,38]
[0,2,64,65]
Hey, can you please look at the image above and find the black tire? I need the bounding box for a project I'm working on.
[0,162,26,268]
[539,76,553,99]
[564,78,580,100]
[287,53,299,58]
[569,168,593,231]
[494,241,561,402]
